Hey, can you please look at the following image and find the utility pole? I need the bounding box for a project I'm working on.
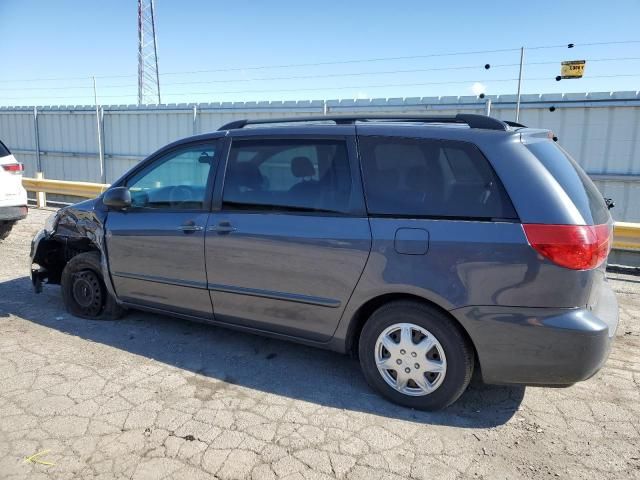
[515,47,525,122]
[138,0,161,105]
[93,76,105,183]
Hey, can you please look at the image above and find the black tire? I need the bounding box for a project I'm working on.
[358,300,474,410]
[61,251,124,320]
[0,221,14,240]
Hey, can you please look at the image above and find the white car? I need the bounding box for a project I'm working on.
[0,140,27,240]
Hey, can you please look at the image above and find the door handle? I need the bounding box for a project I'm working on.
[178,222,204,233]
[208,221,236,234]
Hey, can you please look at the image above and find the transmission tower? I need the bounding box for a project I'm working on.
[137,0,161,104]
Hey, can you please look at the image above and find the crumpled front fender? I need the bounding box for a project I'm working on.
[29,200,120,303]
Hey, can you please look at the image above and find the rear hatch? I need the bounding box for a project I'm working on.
[520,133,613,309]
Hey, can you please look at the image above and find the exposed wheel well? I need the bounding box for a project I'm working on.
[346,293,479,366]
[33,237,100,285]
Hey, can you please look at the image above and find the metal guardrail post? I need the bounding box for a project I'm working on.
[34,172,47,208]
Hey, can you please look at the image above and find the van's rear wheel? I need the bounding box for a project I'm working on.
[358,300,473,410]
[61,252,124,320]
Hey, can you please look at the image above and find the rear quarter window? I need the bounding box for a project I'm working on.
[525,140,610,225]
[359,136,517,220]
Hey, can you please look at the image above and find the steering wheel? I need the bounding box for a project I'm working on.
[169,185,195,207]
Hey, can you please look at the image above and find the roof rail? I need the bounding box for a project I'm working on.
[217,114,509,132]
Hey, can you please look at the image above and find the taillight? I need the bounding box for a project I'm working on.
[523,223,612,270]
[2,163,24,174]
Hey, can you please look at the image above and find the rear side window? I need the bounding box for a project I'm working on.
[525,140,609,225]
[0,140,10,158]
[359,136,517,220]
[223,139,352,213]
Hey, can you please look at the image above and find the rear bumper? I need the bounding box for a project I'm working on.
[452,282,619,385]
[0,205,27,222]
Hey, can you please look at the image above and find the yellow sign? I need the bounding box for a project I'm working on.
[561,60,586,79]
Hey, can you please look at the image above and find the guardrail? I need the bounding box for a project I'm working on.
[23,173,109,207]
[21,175,640,252]
[613,222,640,252]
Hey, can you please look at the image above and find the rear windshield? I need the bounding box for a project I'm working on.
[525,140,609,225]
[359,136,517,220]
[0,140,10,158]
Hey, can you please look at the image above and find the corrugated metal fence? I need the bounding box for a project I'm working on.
[1,91,639,221]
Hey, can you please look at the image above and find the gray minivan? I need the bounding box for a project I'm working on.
[30,114,619,410]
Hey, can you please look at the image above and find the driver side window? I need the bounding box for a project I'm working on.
[126,144,217,210]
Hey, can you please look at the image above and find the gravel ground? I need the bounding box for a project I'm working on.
[1,208,639,480]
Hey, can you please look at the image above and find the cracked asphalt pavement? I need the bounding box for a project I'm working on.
[1,208,639,479]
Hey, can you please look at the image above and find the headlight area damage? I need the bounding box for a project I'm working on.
[30,199,115,298]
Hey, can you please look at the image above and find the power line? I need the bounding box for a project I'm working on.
[2,56,640,92]
[86,56,640,88]
[0,47,521,84]
[2,40,639,84]
[3,73,640,101]
[0,63,526,91]
[0,64,513,91]
[528,40,640,50]
[2,78,523,99]
[157,73,640,97]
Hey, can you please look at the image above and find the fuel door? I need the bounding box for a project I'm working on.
[394,227,430,255]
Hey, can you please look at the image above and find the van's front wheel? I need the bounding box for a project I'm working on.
[61,252,124,320]
[358,301,474,410]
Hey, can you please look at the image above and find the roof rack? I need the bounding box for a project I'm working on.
[217,113,509,132]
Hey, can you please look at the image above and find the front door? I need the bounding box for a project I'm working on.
[205,136,371,342]
[106,141,220,317]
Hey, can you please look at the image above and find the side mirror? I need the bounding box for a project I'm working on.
[103,187,132,210]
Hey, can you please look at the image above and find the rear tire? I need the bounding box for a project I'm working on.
[61,251,124,320]
[0,221,15,240]
[358,300,474,410]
